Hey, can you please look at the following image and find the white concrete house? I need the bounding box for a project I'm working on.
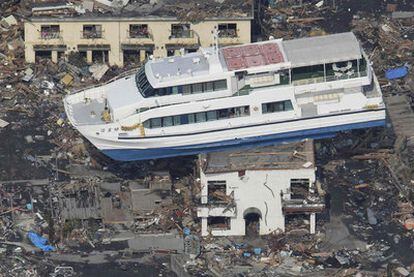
[197,140,324,237]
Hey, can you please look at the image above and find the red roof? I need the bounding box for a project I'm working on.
[221,43,284,71]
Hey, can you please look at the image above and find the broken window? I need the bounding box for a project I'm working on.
[129,24,149,38]
[207,216,230,230]
[170,24,192,38]
[92,50,108,64]
[167,49,175,57]
[290,178,310,199]
[123,50,140,65]
[35,50,52,62]
[57,51,65,60]
[82,25,102,39]
[40,25,60,39]
[186,48,197,53]
[207,181,227,203]
[218,23,237,38]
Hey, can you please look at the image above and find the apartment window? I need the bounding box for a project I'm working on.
[218,23,237,38]
[170,24,192,38]
[207,181,227,203]
[92,50,108,63]
[40,25,60,39]
[144,105,250,129]
[262,100,293,114]
[82,25,102,39]
[35,50,52,62]
[129,24,149,38]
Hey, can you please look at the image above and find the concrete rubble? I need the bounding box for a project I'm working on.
[0,0,414,276]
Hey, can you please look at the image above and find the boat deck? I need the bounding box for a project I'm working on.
[71,99,106,125]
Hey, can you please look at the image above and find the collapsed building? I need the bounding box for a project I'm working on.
[24,0,253,66]
[197,140,325,236]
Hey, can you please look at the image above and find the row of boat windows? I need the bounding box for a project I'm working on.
[143,100,293,129]
[143,106,250,128]
[135,68,228,98]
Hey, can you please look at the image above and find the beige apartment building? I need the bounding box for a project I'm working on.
[24,6,253,67]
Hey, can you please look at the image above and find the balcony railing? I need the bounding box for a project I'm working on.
[292,69,368,86]
[282,198,325,214]
[169,29,194,39]
[40,31,61,40]
[127,29,153,40]
[218,30,238,38]
[81,30,103,39]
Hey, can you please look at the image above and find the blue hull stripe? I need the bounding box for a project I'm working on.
[102,119,386,161]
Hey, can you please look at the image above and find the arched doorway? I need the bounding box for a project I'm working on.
[243,208,262,237]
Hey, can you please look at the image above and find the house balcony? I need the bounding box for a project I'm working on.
[282,198,325,215]
[81,30,104,40]
[197,206,236,218]
[199,189,236,217]
[124,29,154,44]
[218,31,241,46]
[40,31,62,40]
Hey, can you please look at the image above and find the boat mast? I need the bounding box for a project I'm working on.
[213,27,219,54]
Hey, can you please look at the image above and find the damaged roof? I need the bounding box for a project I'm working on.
[30,0,254,20]
[201,140,315,173]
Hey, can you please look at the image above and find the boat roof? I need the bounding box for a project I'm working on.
[282,32,362,67]
[149,53,211,80]
[147,32,363,86]
[220,41,286,71]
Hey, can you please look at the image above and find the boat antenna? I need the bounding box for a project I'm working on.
[213,27,219,54]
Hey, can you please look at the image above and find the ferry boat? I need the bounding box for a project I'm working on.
[64,32,386,161]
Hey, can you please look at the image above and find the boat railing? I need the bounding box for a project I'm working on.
[69,67,139,95]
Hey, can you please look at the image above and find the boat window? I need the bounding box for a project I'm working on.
[180,114,189,124]
[214,80,227,90]
[218,109,230,119]
[143,105,250,129]
[262,100,293,114]
[173,115,181,125]
[203,82,214,92]
[171,86,180,94]
[150,117,162,128]
[195,112,207,122]
[188,114,195,123]
[182,85,192,95]
[206,111,217,121]
[163,116,174,127]
[135,66,227,98]
[192,83,203,94]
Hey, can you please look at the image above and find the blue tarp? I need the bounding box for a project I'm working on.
[385,66,409,80]
[27,231,55,252]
